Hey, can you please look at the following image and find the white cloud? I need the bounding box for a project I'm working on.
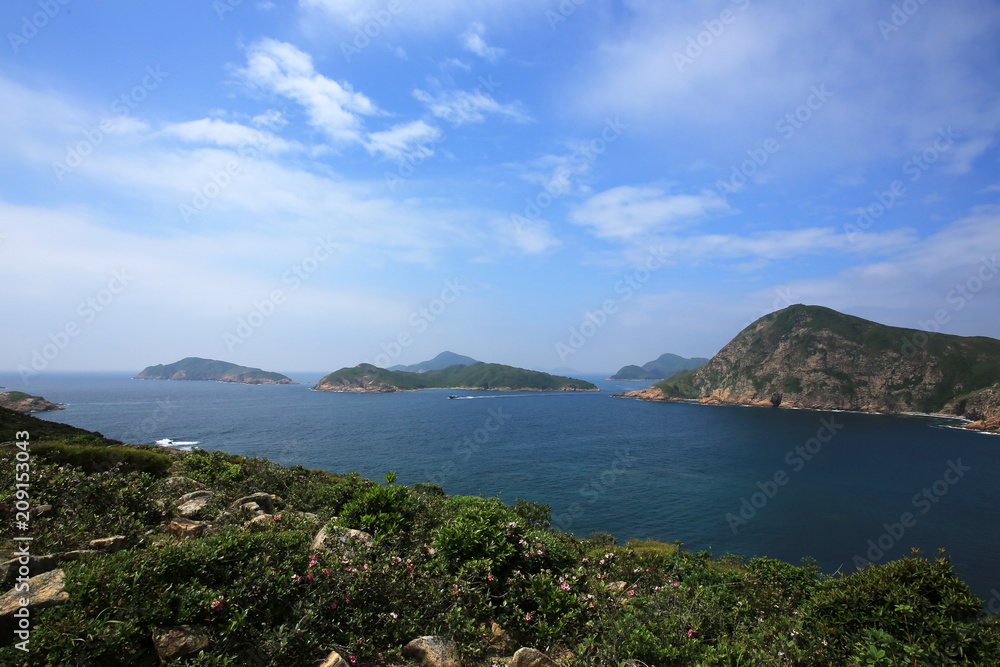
[570,185,729,240]
[238,39,379,144]
[490,217,561,255]
[365,120,442,162]
[159,118,295,152]
[413,87,531,126]
[460,22,505,62]
[299,0,545,29]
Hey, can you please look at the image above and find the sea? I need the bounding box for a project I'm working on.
[10,371,1000,605]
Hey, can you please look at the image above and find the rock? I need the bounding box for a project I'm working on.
[488,621,517,652]
[242,514,279,530]
[88,536,126,553]
[606,581,627,592]
[241,502,263,514]
[152,625,211,663]
[402,635,460,667]
[0,555,58,590]
[510,647,557,667]
[318,649,351,667]
[232,493,273,514]
[176,491,213,518]
[163,476,201,489]
[59,550,99,562]
[0,569,69,618]
[177,490,213,504]
[31,504,53,518]
[310,523,373,553]
[169,518,208,539]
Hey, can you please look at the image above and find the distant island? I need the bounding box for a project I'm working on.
[616,304,1000,432]
[135,357,297,385]
[608,353,709,380]
[388,351,479,372]
[314,361,598,393]
[0,391,65,413]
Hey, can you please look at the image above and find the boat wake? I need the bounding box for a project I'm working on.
[155,438,200,450]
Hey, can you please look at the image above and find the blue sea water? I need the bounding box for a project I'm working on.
[11,371,1000,604]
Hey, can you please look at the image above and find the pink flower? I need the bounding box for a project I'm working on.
[525,613,531,621]
[350,657,357,664]
[330,602,338,609]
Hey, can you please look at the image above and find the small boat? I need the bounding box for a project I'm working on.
[448,395,459,399]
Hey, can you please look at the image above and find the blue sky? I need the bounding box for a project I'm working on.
[1,0,999,378]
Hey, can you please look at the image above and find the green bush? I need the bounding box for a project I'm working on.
[340,478,419,536]
[32,437,172,476]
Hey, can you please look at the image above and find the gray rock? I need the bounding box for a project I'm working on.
[88,536,126,553]
[402,635,460,667]
[318,649,350,667]
[231,493,273,513]
[152,625,210,663]
[510,647,557,667]
[31,504,53,518]
[59,550,100,563]
[310,523,373,553]
[0,569,69,618]
[0,555,58,591]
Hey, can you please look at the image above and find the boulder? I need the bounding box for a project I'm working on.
[169,518,208,539]
[319,649,351,667]
[0,569,69,618]
[59,550,100,563]
[176,491,213,518]
[31,504,53,518]
[509,648,557,667]
[0,555,58,590]
[152,625,210,663]
[310,523,373,553]
[163,476,201,490]
[402,635,460,667]
[242,514,279,530]
[232,493,273,514]
[606,581,627,592]
[88,536,126,553]
[488,621,517,653]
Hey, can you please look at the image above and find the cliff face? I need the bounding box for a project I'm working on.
[622,305,1000,430]
[0,392,64,413]
[945,382,1000,432]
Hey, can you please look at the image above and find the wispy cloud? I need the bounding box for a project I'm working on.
[570,185,729,241]
[461,22,505,62]
[413,87,531,126]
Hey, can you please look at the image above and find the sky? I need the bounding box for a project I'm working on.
[1,0,999,380]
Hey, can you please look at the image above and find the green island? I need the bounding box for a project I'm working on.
[608,354,709,381]
[0,391,64,413]
[1,407,998,666]
[314,362,598,393]
[135,357,298,385]
[618,304,1000,433]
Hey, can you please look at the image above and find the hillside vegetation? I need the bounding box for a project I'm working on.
[609,354,709,381]
[620,305,1000,430]
[136,357,297,385]
[314,363,598,393]
[1,407,997,666]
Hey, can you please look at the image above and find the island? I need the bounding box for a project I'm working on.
[135,357,297,385]
[608,353,709,380]
[388,351,479,372]
[0,391,65,413]
[616,304,1000,432]
[313,362,598,393]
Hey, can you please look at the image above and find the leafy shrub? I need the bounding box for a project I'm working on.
[340,477,419,536]
[32,437,172,476]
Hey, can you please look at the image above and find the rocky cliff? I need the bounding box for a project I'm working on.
[0,391,64,413]
[618,305,1000,431]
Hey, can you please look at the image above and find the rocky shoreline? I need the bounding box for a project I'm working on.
[0,391,65,413]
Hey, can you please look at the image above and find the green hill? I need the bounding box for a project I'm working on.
[387,351,480,372]
[609,353,709,380]
[136,357,297,385]
[620,305,1000,430]
[314,362,598,392]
